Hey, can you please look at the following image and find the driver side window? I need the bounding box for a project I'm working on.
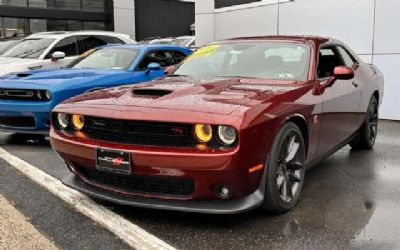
[45,37,79,59]
[317,47,344,78]
[136,50,176,71]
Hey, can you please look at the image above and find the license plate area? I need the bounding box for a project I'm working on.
[96,148,131,175]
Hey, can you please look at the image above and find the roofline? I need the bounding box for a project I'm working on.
[223,35,332,44]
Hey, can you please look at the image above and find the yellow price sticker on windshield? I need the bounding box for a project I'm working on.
[186,44,220,61]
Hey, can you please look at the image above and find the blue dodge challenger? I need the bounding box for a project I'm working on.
[0,44,191,134]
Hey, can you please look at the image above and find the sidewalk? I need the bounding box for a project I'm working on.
[0,194,58,250]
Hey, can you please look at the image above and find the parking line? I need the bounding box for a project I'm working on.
[0,147,176,250]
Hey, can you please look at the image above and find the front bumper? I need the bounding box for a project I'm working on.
[63,173,265,214]
[51,126,267,205]
[0,100,53,133]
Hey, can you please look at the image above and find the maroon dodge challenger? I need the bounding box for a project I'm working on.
[50,36,384,214]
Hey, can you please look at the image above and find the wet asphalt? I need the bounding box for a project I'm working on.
[0,120,399,250]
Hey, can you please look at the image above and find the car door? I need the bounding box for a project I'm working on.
[42,36,80,69]
[133,50,176,81]
[316,45,361,156]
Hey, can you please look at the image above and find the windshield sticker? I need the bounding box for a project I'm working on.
[187,45,220,61]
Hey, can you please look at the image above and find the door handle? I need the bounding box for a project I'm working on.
[352,81,359,87]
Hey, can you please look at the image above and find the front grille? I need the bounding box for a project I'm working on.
[82,117,206,148]
[77,166,195,197]
[0,116,35,128]
[0,88,48,101]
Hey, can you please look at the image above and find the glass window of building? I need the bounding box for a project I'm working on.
[28,0,55,8]
[46,19,57,31]
[57,20,82,31]
[56,0,80,10]
[0,0,28,7]
[83,21,105,30]
[2,18,29,37]
[29,19,47,34]
[82,0,105,12]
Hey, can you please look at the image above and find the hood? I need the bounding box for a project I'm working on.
[0,68,125,89]
[0,57,43,75]
[0,57,34,65]
[62,76,312,115]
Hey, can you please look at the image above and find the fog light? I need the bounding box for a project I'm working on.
[72,114,84,130]
[218,186,231,199]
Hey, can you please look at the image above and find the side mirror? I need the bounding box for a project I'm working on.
[145,62,162,74]
[333,66,354,80]
[51,51,66,61]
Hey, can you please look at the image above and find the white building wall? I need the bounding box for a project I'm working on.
[113,0,136,39]
[195,0,399,120]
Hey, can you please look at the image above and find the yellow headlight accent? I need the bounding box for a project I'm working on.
[194,124,212,143]
[72,114,84,130]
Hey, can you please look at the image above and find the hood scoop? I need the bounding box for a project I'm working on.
[132,88,173,98]
[16,73,32,78]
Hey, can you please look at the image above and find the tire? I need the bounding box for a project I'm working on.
[261,122,306,214]
[349,95,379,150]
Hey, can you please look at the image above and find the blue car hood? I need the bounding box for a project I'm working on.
[0,68,126,89]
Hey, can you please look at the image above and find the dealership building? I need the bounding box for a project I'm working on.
[196,0,399,121]
[0,0,194,41]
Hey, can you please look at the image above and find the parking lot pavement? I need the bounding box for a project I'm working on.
[1,120,400,250]
[0,158,131,250]
[0,193,58,250]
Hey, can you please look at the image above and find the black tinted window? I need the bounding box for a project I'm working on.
[46,37,78,58]
[136,51,176,71]
[78,35,108,52]
[172,51,187,63]
[99,36,124,44]
[317,47,344,78]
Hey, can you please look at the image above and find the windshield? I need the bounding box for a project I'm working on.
[3,38,55,59]
[71,48,139,70]
[0,40,19,55]
[174,42,311,81]
[171,38,192,47]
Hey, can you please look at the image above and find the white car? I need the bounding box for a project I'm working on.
[171,36,195,48]
[0,31,135,76]
[149,38,174,45]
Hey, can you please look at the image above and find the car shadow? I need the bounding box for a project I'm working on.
[0,132,50,147]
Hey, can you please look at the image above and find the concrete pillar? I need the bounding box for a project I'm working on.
[195,0,215,46]
[113,0,136,40]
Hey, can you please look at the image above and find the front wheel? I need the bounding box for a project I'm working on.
[261,122,306,214]
[349,95,379,150]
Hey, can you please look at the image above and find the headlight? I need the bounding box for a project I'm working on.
[57,113,69,129]
[72,114,84,130]
[44,90,52,100]
[194,124,212,143]
[218,126,237,145]
[36,90,52,100]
